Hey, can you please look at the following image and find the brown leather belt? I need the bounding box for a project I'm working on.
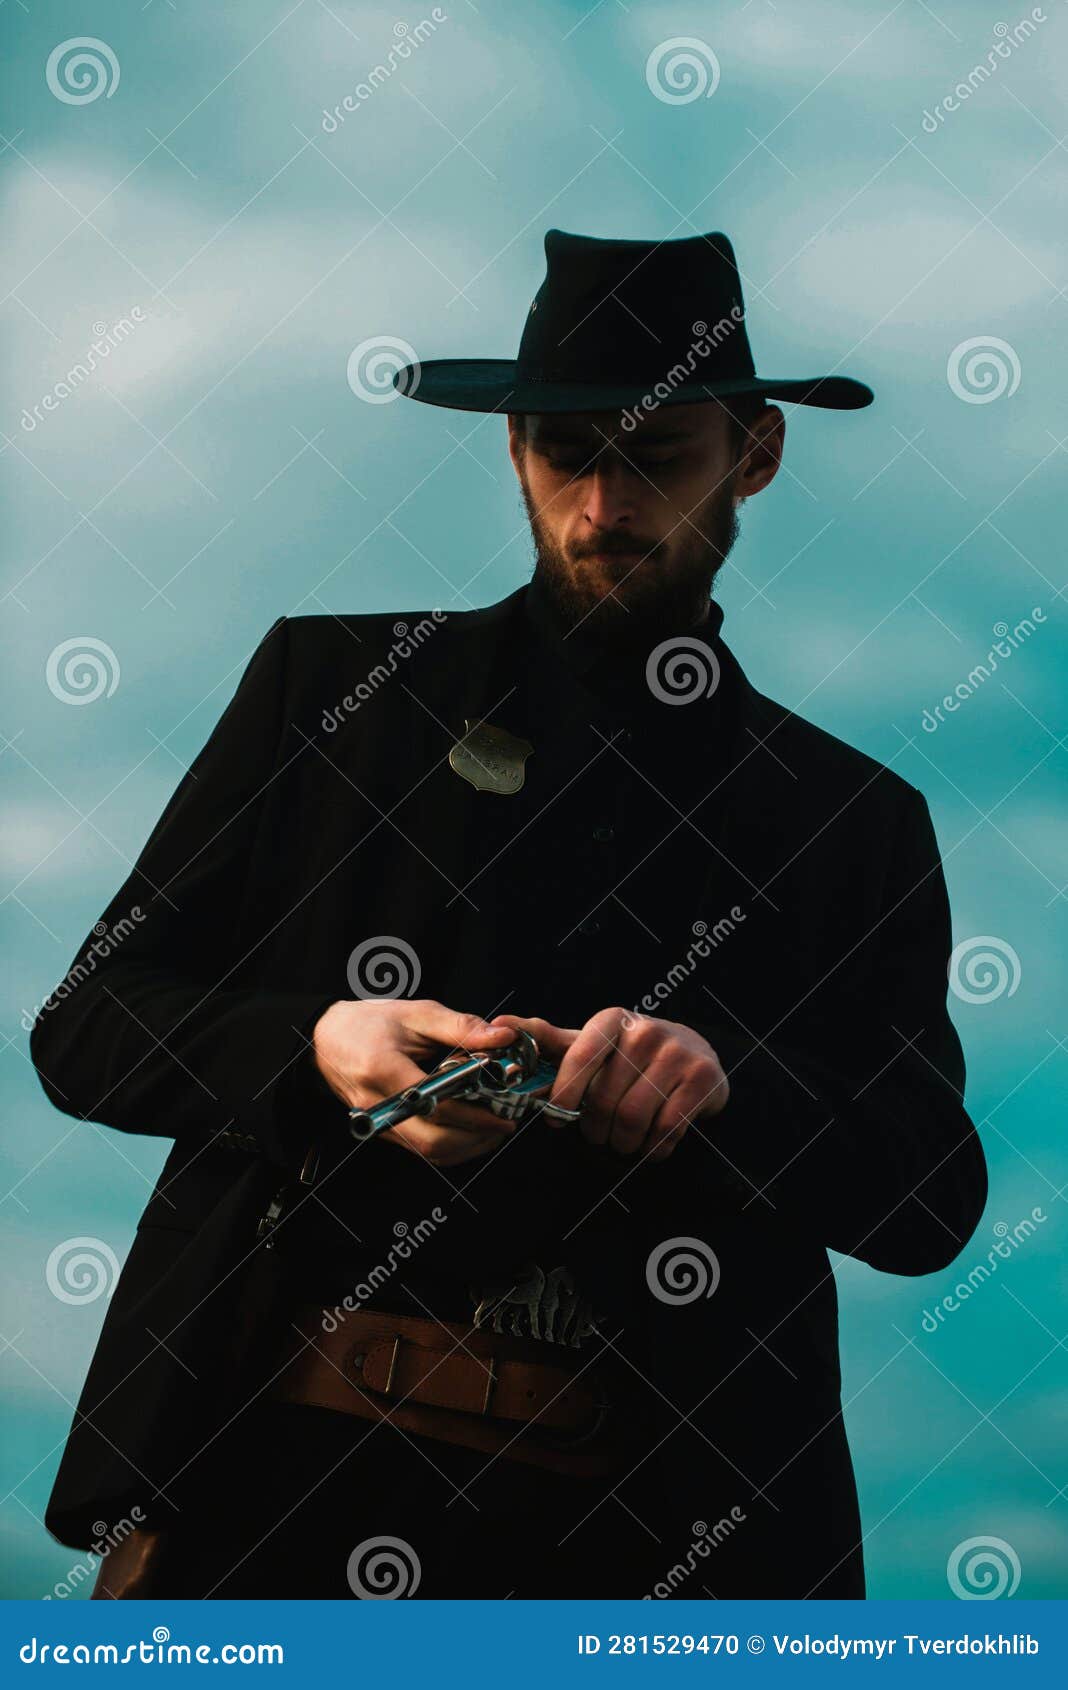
[267,1302,647,1478]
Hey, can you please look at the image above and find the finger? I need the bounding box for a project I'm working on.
[578,1035,660,1151]
[488,1014,580,1063]
[404,1001,518,1055]
[605,1069,669,1156]
[643,1072,722,1162]
[645,1117,689,1163]
[577,1036,672,1153]
[577,1060,616,1145]
[550,1010,626,1113]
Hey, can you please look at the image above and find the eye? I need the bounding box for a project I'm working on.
[630,450,681,467]
[545,450,597,472]
[540,443,686,473]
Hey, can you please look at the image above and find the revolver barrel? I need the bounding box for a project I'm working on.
[348,1032,540,1143]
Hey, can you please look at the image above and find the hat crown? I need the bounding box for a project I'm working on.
[516,227,755,387]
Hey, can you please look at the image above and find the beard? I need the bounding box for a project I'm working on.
[516,464,740,648]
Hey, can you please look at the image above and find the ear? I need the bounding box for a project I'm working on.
[506,414,524,479]
[735,404,785,501]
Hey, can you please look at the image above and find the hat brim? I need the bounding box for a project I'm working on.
[391,359,873,413]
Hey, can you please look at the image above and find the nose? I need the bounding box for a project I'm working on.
[580,456,636,535]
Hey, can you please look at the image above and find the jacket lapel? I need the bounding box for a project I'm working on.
[438,584,530,738]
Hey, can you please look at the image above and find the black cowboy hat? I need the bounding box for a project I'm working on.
[393,227,872,415]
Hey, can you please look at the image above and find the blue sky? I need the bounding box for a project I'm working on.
[2,0,1066,1598]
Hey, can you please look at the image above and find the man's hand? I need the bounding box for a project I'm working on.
[312,998,518,1167]
[489,1008,728,1163]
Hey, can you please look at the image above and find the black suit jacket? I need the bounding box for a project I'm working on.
[30,583,987,1595]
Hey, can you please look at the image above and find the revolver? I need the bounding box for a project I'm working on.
[348,1028,583,1144]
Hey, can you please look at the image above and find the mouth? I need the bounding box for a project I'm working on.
[579,548,646,566]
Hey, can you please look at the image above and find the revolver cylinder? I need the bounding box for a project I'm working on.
[348,1029,582,1143]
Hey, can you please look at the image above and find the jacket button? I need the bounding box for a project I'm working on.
[579,917,601,936]
[593,823,614,842]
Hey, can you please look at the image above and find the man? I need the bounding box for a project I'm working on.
[31,229,986,1599]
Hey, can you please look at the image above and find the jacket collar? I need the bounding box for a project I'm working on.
[446,581,798,915]
[522,567,726,718]
[446,576,786,745]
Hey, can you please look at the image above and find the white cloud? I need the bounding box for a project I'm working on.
[5,159,505,435]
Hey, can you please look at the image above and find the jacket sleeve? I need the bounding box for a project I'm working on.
[28,616,345,1170]
[667,786,988,1276]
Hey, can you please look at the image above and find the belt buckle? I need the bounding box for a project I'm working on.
[349,1333,407,1400]
[373,1333,501,1416]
